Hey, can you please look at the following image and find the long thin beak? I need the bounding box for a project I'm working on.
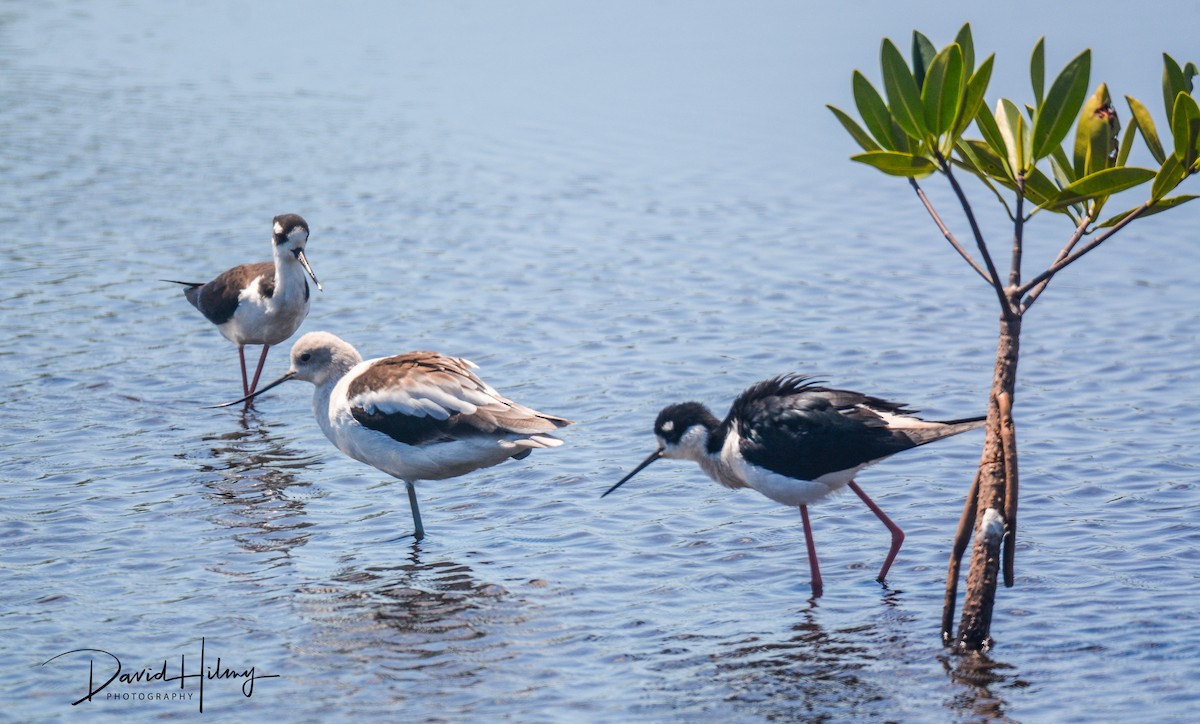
[601,448,664,498]
[206,371,297,408]
[296,249,322,292]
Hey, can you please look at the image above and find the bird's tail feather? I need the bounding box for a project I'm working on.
[906,416,986,446]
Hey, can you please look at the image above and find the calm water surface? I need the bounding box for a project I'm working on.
[2,2,1198,721]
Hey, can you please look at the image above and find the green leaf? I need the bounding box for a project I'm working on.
[953,54,994,140]
[881,38,929,141]
[1126,95,1166,164]
[1170,91,1200,166]
[922,44,965,138]
[912,31,937,89]
[975,103,1009,176]
[1116,117,1137,167]
[852,71,897,151]
[1163,53,1188,117]
[997,99,1029,173]
[959,138,1011,181]
[1030,37,1046,107]
[1073,83,1120,178]
[1050,145,1075,185]
[954,23,975,77]
[1031,50,1091,160]
[827,104,881,153]
[1097,195,1200,227]
[1043,166,1156,210]
[851,150,938,177]
[1048,151,1074,190]
[1151,152,1185,200]
[890,119,912,153]
[1024,166,1064,208]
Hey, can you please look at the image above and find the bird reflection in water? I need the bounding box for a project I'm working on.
[293,548,524,685]
[704,612,889,718]
[193,409,322,559]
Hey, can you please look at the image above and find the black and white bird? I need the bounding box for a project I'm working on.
[165,213,321,397]
[213,331,573,540]
[603,374,984,596]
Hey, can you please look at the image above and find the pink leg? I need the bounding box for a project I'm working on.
[799,505,823,598]
[247,345,271,396]
[848,480,905,584]
[237,345,250,397]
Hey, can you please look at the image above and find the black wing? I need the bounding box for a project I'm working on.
[729,375,917,481]
[187,261,274,325]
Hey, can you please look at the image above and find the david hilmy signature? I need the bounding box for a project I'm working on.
[41,638,280,713]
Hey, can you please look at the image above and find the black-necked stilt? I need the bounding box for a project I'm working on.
[212,331,573,541]
[165,213,321,397]
[603,374,984,596]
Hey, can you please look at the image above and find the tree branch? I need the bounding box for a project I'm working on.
[908,177,994,285]
[1018,201,1152,309]
[1010,173,1025,288]
[947,155,1016,221]
[939,156,1012,317]
[1019,213,1090,312]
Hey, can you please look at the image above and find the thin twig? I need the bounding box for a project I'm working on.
[1018,200,1153,306]
[909,178,993,285]
[1020,214,1091,312]
[939,156,1012,317]
[1010,173,1025,288]
[947,156,1016,221]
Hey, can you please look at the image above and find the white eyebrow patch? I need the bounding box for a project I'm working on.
[660,420,675,433]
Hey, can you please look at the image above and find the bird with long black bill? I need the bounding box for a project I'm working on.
[603,374,984,597]
[211,331,573,541]
[165,213,321,397]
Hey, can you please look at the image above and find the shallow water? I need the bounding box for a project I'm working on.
[2,1,1199,721]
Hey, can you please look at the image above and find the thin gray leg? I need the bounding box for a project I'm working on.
[405,480,425,541]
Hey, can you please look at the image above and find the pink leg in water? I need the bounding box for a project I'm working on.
[247,345,271,396]
[237,345,250,397]
[799,505,823,598]
[848,480,905,584]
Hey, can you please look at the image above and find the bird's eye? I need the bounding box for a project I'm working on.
[299,353,312,362]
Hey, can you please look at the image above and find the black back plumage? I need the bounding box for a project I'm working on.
[350,407,468,447]
[724,375,922,481]
[182,262,276,325]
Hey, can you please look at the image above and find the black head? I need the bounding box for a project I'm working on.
[272,213,310,245]
[270,213,321,291]
[601,401,720,499]
[654,401,720,444]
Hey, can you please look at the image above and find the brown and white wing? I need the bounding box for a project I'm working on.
[346,352,572,448]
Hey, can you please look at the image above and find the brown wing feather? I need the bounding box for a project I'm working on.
[347,352,572,440]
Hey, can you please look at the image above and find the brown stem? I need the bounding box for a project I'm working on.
[997,390,1019,588]
[1009,173,1025,288]
[942,468,981,644]
[955,312,1020,651]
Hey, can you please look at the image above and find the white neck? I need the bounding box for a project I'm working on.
[670,425,748,490]
[271,245,308,302]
